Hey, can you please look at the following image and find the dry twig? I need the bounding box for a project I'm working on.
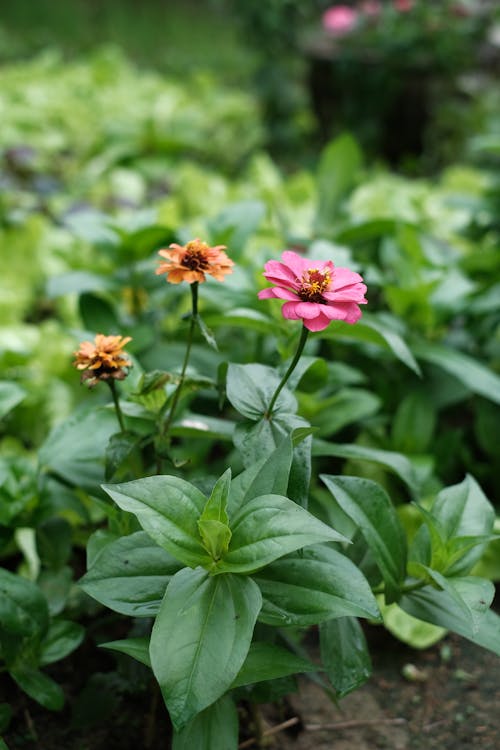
[238,716,301,748]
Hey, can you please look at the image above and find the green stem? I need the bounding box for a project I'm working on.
[160,281,198,440]
[266,324,309,418]
[108,379,126,432]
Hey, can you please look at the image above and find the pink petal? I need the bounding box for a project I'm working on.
[258,287,299,301]
[303,313,331,332]
[293,301,323,319]
[280,251,309,276]
[332,267,365,290]
[323,283,367,303]
[262,260,298,287]
[281,301,302,320]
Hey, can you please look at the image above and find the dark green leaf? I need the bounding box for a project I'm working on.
[254,546,380,626]
[39,620,84,666]
[105,431,141,481]
[231,642,317,688]
[101,637,151,667]
[80,531,181,616]
[150,568,261,730]
[0,569,48,638]
[226,363,296,420]
[10,668,64,711]
[321,475,407,602]
[0,382,26,419]
[102,476,211,568]
[79,292,120,333]
[391,392,436,454]
[216,495,347,574]
[316,133,362,233]
[172,695,238,750]
[320,617,372,697]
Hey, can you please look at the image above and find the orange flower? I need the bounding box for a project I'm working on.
[73,334,132,387]
[156,238,234,284]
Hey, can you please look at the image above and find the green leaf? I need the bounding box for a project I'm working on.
[0,703,12,734]
[0,381,26,419]
[254,546,380,626]
[233,413,312,507]
[226,363,296,420]
[10,668,64,711]
[322,314,421,375]
[39,620,84,666]
[102,476,211,568]
[79,292,120,333]
[0,569,49,638]
[80,531,182,616]
[423,570,494,634]
[391,392,435,454]
[105,431,140,481]
[101,637,151,667]
[315,133,362,233]
[204,308,277,336]
[321,475,407,602]
[39,407,118,492]
[400,579,500,655]
[150,568,262,730]
[412,341,500,404]
[304,388,380,438]
[171,695,238,750]
[313,440,419,495]
[431,476,495,575]
[198,471,232,560]
[196,314,218,351]
[381,602,446,649]
[319,617,372,698]
[216,495,347,574]
[231,642,317,688]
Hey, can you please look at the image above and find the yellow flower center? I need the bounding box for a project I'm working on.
[298,268,332,303]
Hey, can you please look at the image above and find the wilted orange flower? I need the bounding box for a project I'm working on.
[156,238,234,284]
[73,334,132,387]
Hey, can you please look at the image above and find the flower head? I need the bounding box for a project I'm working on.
[73,334,132,387]
[258,250,367,332]
[322,5,359,35]
[156,238,234,284]
[393,0,413,12]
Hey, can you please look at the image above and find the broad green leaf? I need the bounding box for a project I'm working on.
[101,637,151,667]
[46,270,112,298]
[321,475,407,602]
[320,617,372,698]
[216,495,347,574]
[172,695,238,750]
[105,431,141,481]
[322,314,421,375]
[39,407,118,492]
[233,413,311,507]
[10,668,64,711]
[204,308,277,335]
[400,581,500,655]
[39,620,84,666]
[226,363,296,420]
[231,642,317,688]
[102,476,211,568]
[391,392,435,454]
[423,570,494,634]
[0,569,49,638]
[79,292,120,333]
[80,531,182,616]
[0,381,26,419]
[412,341,500,404]
[315,133,362,233]
[313,440,419,495]
[303,388,380,437]
[431,476,495,575]
[254,546,380,626]
[150,568,261,730]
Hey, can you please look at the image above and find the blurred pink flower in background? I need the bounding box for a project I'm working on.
[322,5,359,35]
[360,1,382,17]
[393,0,414,11]
[258,251,367,332]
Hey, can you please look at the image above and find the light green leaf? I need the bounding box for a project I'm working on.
[316,133,362,233]
[231,642,317,688]
[226,363,296,420]
[150,568,261,730]
[101,637,151,667]
[0,381,26,419]
[39,620,84,666]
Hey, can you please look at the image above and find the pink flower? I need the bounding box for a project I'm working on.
[322,5,359,35]
[359,1,382,17]
[393,0,414,11]
[258,251,367,332]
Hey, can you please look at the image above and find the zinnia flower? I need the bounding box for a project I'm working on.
[73,334,132,387]
[393,0,413,11]
[322,5,359,35]
[156,238,234,284]
[258,250,367,332]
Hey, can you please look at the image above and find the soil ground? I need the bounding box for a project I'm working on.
[3,627,499,749]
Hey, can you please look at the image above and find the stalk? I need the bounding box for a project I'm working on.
[266,324,309,418]
[107,379,126,432]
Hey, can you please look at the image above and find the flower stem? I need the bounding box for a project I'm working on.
[108,379,126,432]
[160,281,198,440]
[266,324,309,418]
